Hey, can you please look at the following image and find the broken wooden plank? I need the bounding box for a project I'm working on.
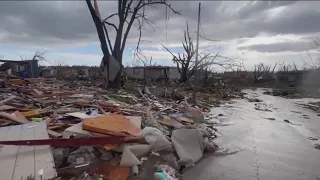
[0,112,29,124]
[0,95,16,105]
[157,119,174,128]
[175,116,194,124]
[96,103,108,115]
[66,112,95,119]
[47,122,73,127]
[0,105,17,111]
[47,125,61,130]
[32,89,43,96]
[7,79,27,86]
[13,111,29,122]
[44,117,53,125]
[47,129,62,138]
[20,109,40,117]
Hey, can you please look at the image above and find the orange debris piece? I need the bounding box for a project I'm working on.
[89,160,130,180]
[82,114,141,136]
[157,119,174,128]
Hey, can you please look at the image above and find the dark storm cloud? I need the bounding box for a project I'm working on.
[0,1,101,45]
[0,0,319,54]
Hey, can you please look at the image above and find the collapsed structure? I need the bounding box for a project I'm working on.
[0,73,245,180]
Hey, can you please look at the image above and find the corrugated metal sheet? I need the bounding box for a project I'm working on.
[0,122,56,180]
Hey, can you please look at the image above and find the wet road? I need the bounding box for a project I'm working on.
[184,88,320,180]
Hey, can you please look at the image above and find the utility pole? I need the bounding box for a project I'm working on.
[193,2,201,104]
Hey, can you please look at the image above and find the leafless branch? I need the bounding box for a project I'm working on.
[102,23,113,52]
[198,33,221,42]
[104,13,118,22]
[137,1,180,15]
[133,18,143,63]
[104,21,118,31]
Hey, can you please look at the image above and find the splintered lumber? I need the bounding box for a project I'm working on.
[0,95,16,105]
[20,109,40,117]
[96,103,108,115]
[0,112,29,124]
[32,89,43,96]
[12,111,28,122]
[47,129,62,138]
[0,105,17,111]
[33,91,75,98]
[157,119,174,128]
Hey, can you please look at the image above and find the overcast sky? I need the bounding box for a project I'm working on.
[0,1,319,70]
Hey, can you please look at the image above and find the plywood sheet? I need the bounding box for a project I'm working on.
[82,115,141,136]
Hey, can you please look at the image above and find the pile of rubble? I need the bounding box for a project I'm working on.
[299,101,320,115]
[263,88,301,99]
[0,77,241,180]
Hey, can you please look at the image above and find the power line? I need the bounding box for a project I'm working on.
[198,15,221,42]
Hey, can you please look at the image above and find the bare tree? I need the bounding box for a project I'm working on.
[163,23,238,83]
[278,61,298,72]
[301,36,320,70]
[136,54,157,67]
[162,23,195,83]
[20,51,46,62]
[253,63,277,82]
[86,0,179,89]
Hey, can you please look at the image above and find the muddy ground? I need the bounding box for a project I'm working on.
[183,88,320,180]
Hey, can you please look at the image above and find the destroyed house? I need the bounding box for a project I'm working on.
[40,66,90,79]
[223,71,254,80]
[124,66,180,80]
[0,59,40,78]
[40,67,56,77]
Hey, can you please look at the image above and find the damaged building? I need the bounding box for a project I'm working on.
[0,59,40,78]
[124,66,180,80]
[40,66,101,79]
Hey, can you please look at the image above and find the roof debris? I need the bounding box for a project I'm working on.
[0,77,243,179]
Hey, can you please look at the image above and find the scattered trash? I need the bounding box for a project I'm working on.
[263,89,300,99]
[32,117,43,122]
[299,101,320,114]
[284,119,302,126]
[265,117,276,121]
[0,77,245,179]
[155,164,180,180]
[254,103,273,112]
[314,144,320,150]
[247,98,262,102]
[301,114,311,119]
[291,110,302,114]
[308,137,318,141]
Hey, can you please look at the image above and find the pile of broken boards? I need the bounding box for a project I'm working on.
[0,78,218,180]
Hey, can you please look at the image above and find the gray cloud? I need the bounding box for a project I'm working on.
[237,41,313,53]
[0,0,320,55]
